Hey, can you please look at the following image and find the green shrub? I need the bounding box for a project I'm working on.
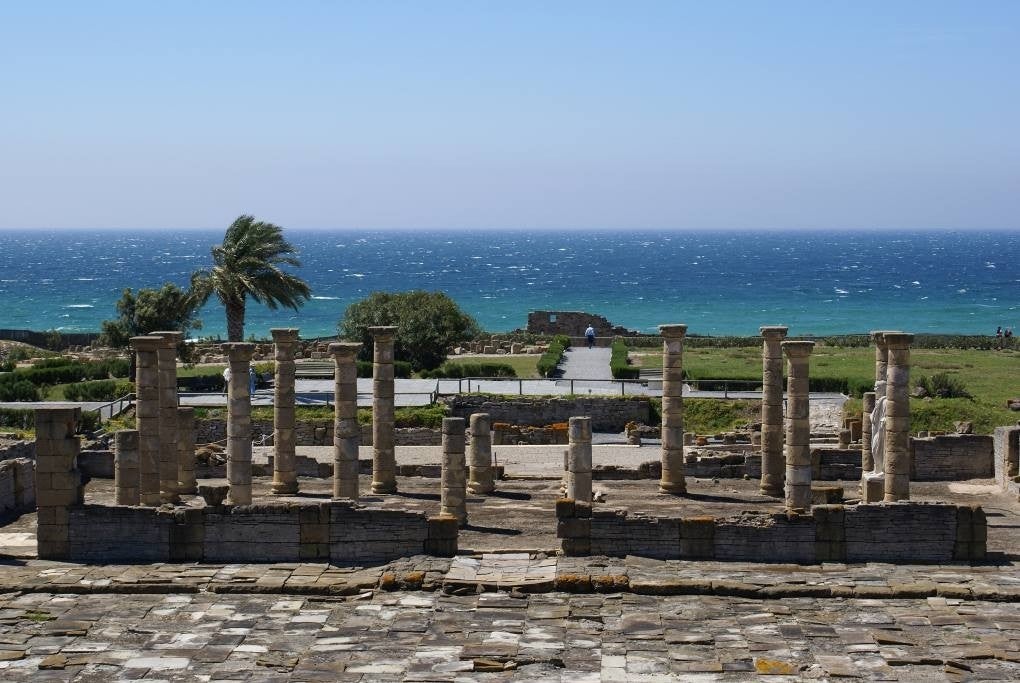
[420,362,517,379]
[552,334,571,350]
[0,379,40,402]
[64,379,135,402]
[537,340,567,377]
[355,360,413,378]
[916,372,972,399]
[2,358,131,387]
[0,407,99,433]
[0,361,13,373]
[610,339,640,379]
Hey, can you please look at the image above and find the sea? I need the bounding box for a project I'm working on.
[0,230,1017,339]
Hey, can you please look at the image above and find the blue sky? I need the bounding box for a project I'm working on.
[1,1,1017,230]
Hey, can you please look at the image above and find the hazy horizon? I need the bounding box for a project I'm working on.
[2,2,1018,231]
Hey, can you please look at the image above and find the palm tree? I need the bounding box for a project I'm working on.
[192,215,311,341]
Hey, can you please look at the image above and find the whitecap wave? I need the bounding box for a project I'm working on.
[311,296,341,300]
[65,304,94,308]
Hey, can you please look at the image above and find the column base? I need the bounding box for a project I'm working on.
[467,482,495,495]
[372,480,397,494]
[659,481,687,495]
[759,486,784,498]
[861,473,885,503]
[271,481,300,495]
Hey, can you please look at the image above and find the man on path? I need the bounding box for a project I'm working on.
[585,325,596,349]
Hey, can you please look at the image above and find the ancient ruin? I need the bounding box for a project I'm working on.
[270,328,300,495]
[782,340,814,511]
[759,325,787,497]
[369,325,397,494]
[658,324,687,495]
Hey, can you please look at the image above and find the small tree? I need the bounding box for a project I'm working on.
[99,284,204,348]
[338,291,481,371]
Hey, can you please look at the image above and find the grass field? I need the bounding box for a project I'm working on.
[439,355,541,378]
[632,345,1020,434]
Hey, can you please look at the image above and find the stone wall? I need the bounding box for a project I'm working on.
[65,500,457,563]
[525,311,638,337]
[0,440,35,461]
[195,419,441,447]
[0,458,35,519]
[447,395,649,432]
[994,426,1020,501]
[911,434,993,481]
[558,499,985,564]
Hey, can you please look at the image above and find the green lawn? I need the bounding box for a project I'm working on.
[438,355,541,378]
[632,345,1020,434]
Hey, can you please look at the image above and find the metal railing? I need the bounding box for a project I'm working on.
[94,393,135,422]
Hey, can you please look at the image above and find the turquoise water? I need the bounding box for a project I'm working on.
[0,230,1017,338]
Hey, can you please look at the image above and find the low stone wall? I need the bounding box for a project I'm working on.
[557,499,985,564]
[0,458,35,519]
[195,419,441,447]
[492,424,569,446]
[0,440,35,461]
[447,395,650,432]
[66,500,457,563]
[912,434,993,481]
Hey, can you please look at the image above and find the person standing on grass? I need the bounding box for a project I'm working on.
[585,325,596,349]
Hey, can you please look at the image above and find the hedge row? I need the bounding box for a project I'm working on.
[1,358,131,387]
[618,334,1018,350]
[355,360,413,378]
[610,339,639,379]
[420,362,517,379]
[537,338,568,377]
[63,379,135,402]
[0,407,101,433]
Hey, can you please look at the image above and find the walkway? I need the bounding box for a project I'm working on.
[559,346,613,380]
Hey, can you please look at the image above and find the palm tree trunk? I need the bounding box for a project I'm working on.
[226,299,246,342]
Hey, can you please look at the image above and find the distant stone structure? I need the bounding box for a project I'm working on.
[526,311,638,337]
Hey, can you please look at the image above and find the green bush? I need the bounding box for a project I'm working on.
[552,334,571,350]
[0,379,40,402]
[537,340,567,377]
[420,362,517,379]
[0,361,13,373]
[64,379,135,402]
[610,339,640,379]
[355,360,412,378]
[916,372,972,399]
[0,407,99,433]
[2,358,131,387]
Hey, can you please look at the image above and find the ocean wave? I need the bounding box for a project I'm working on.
[65,304,94,308]
[311,296,341,300]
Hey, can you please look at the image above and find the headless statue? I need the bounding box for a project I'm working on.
[868,380,888,476]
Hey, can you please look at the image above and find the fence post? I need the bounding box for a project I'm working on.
[570,379,574,395]
[519,379,523,395]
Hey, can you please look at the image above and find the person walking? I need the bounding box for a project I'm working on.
[585,325,596,349]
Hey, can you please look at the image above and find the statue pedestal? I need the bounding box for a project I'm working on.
[861,472,885,503]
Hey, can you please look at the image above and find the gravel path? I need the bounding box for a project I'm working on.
[559,347,613,380]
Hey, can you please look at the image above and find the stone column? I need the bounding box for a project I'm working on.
[177,407,196,494]
[130,335,162,506]
[658,324,687,495]
[114,429,140,505]
[369,326,398,494]
[223,342,255,506]
[861,392,876,472]
[271,328,300,495]
[152,331,182,504]
[872,331,890,386]
[883,332,914,502]
[566,416,593,501]
[782,340,815,511]
[467,413,494,494]
[35,407,82,560]
[759,325,788,497]
[440,417,467,525]
[329,342,362,500]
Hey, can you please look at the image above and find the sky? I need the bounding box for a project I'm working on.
[1,1,1018,231]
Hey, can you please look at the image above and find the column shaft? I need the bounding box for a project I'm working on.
[114,429,140,505]
[783,341,814,511]
[131,336,162,506]
[271,328,300,495]
[467,413,494,494]
[883,333,913,501]
[34,407,81,559]
[440,417,467,525]
[658,324,687,495]
[369,326,397,494]
[861,392,876,472]
[329,342,361,500]
[759,326,788,497]
[223,342,255,505]
[152,332,182,504]
[566,416,593,501]
[177,407,196,494]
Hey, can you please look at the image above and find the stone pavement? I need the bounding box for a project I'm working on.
[560,347,613,380]
[2,586,1020,681]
